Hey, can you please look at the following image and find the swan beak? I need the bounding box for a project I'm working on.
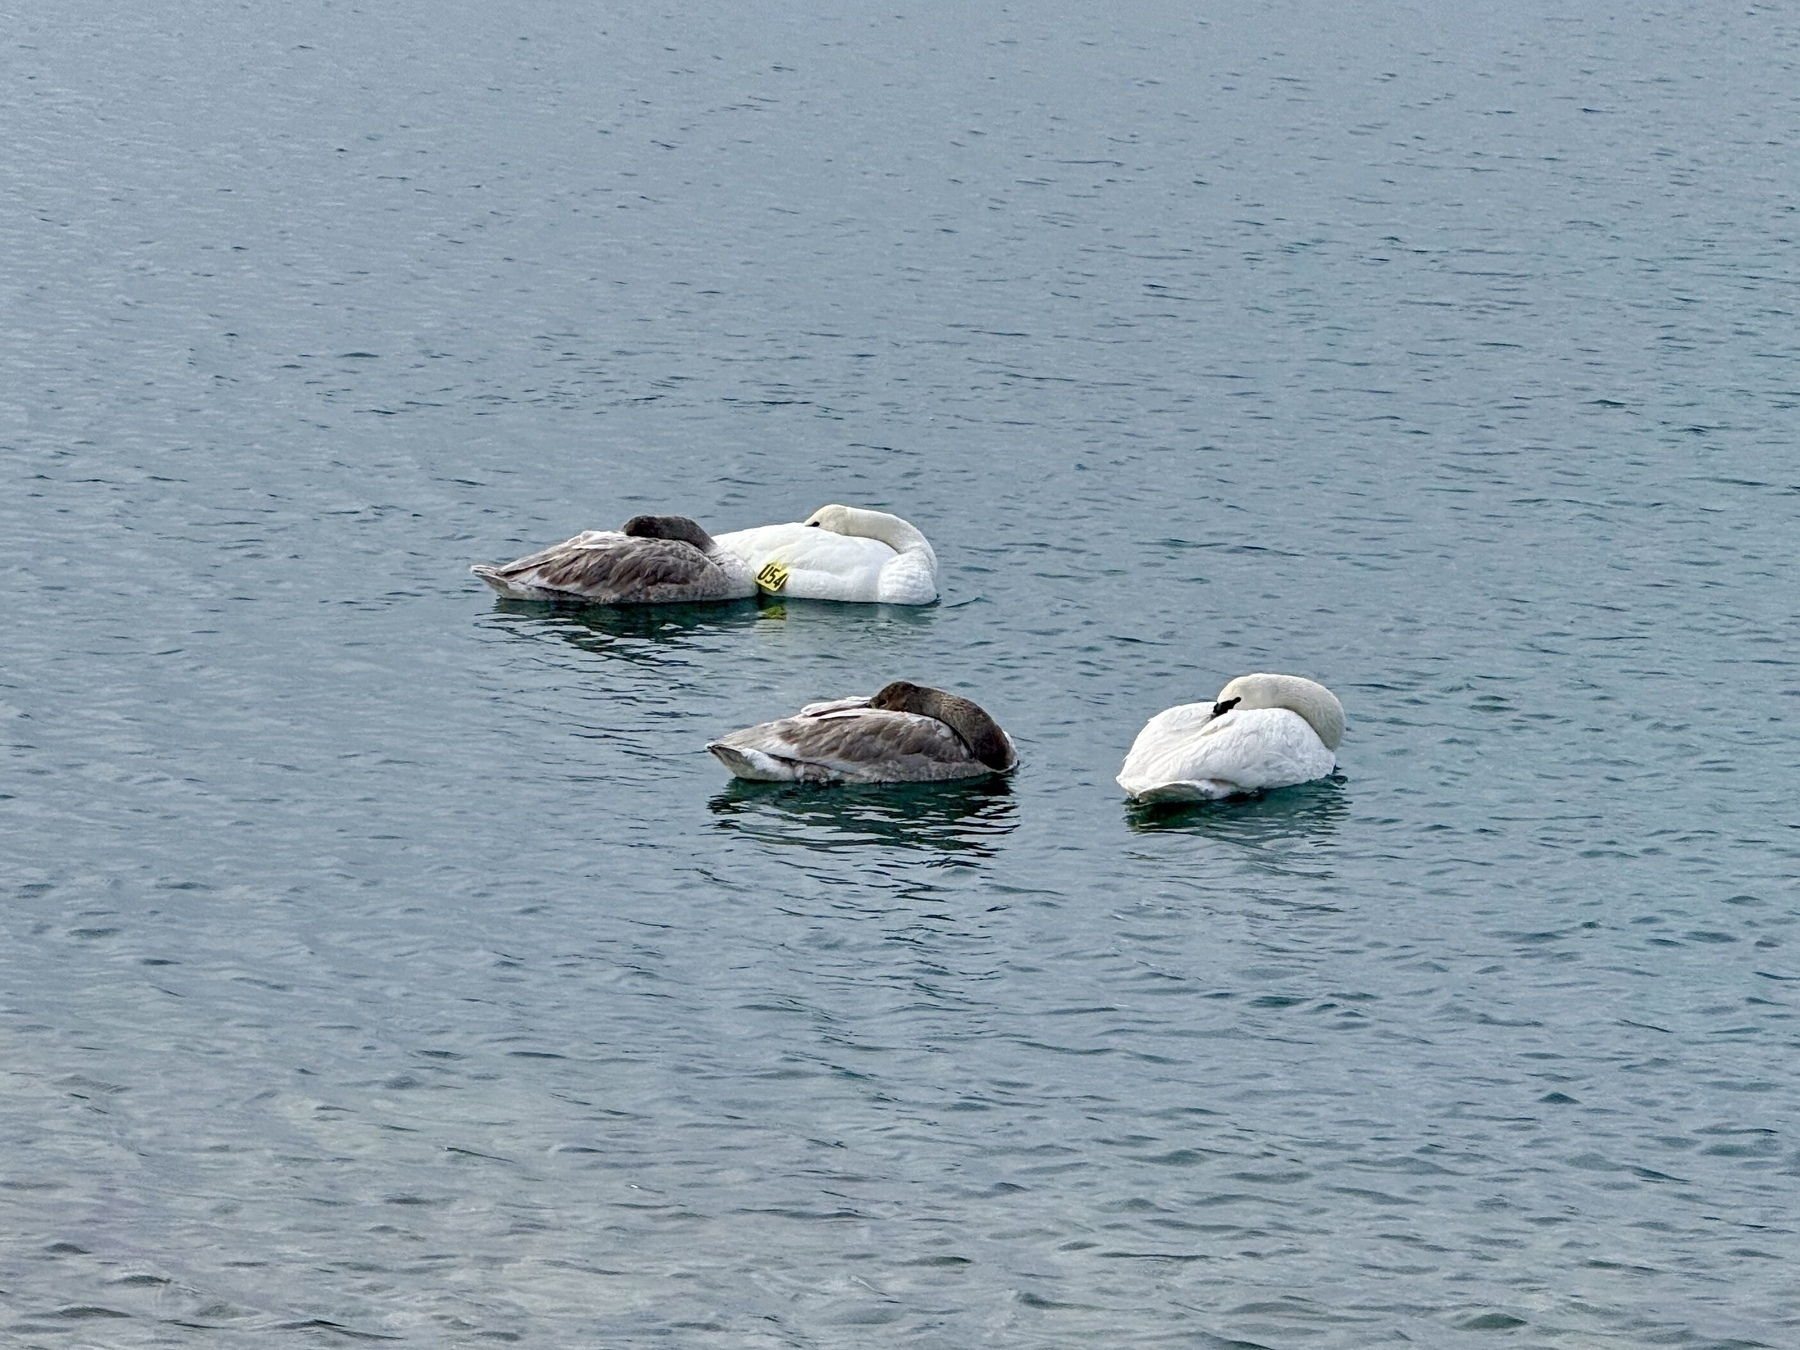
[1210,697,1241,718]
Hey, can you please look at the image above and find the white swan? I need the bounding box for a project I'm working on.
[1118,673,1344,802]
[712,505,939,604]
[471,514,755,603]
[708,682,1015,783]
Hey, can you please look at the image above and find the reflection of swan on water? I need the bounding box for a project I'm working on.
[481,596,765,667]
[709,777,1018,857]
[746,598,940,633]
[1126,774,1347,841]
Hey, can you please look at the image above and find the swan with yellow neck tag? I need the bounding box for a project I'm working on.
[1118,673,1345,802]
[712,505,939,604]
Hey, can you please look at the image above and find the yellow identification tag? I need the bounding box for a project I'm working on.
[756,560,790,594]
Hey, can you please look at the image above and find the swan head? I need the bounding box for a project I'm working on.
[802,503,860,533]
[803,504,930,554]
[1212,673,1345,751]
[623,514,716,551]
[870,680,1015,771]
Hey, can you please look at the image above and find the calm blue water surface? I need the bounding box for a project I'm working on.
[4,2,1799,1345]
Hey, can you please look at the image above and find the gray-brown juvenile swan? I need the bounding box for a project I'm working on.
[708,682,1015,783]
[470,515,755,604]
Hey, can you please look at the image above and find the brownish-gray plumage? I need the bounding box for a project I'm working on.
[707,681,1017,784]
[471,514,756,603]
[868,681,1015,771]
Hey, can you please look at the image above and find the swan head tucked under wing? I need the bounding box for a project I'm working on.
[804,505,933,556]
[1211,673,1345,751]
[869,680,1017,771]
[622,514,718,551]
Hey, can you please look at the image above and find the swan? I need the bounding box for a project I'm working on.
[708,681,1015,783]
[1117,673,1344,802]
[712,505,939,604]
[470,514,755,603]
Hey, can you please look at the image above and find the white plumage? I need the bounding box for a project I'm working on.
[1118,673,1344,802]
[713,505,938,604]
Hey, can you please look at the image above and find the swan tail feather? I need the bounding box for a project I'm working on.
[708,742,812,782]
[470,563,552,599]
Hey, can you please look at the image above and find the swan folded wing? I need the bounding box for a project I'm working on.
[1194,708,1335,791]
[472,531,616,598]
[1131,701,1217,743]
[481,530,621,575]
[710,525,914,602]
[713,524,893,570]
[875,549,938,605]
[764,532,893,601]
[797,695,872,717]
[475,536,725,602]
[1184,708,1334,793]
[709,709,993,783]
[1118,704,1211,799]
[710,523,796,568]
[780,560,889,602]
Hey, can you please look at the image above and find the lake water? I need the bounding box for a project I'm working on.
[4,1,1798,1345]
